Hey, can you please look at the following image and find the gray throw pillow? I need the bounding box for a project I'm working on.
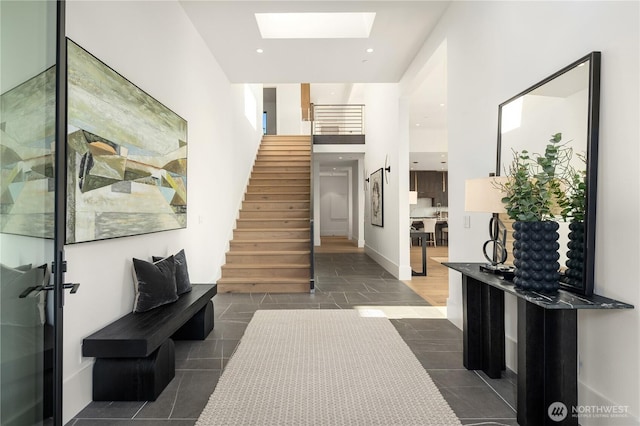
[152,249,192,295]
[132,255,178,313]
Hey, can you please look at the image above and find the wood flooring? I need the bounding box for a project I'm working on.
[317,237,449,306]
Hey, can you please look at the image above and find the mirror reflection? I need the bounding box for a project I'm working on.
[497,52,600,296]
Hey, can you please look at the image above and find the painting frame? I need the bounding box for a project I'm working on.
[370,168,383,227]
[65,38,188,244]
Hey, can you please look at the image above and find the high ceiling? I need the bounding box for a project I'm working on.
[180,1,449,83]
[179,1,450,170]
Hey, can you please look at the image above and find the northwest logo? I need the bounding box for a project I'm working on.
[548,402,568,422]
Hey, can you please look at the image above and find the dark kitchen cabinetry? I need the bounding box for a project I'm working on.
[410,171,448,206]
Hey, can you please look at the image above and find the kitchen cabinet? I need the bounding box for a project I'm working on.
[410,171,448,206]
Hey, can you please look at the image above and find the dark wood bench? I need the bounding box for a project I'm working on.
[82,284,217,401]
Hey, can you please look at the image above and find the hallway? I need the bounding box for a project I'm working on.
[69,253,517,425]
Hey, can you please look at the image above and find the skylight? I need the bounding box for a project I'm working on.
[255,12,376,39]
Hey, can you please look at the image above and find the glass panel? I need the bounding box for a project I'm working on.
[1,1,57,424]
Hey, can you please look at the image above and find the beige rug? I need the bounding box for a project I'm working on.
[196,310,461,425]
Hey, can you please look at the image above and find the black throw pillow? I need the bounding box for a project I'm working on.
[152,249,192,295]
[132,255,178,313]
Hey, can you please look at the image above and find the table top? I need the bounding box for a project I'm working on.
[444,262,634,310]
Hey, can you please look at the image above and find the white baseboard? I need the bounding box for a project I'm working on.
[364,245,400,279]
[63,362,94,424]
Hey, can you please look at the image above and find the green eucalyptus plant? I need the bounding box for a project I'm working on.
[497,133,576,222]
[561,153,587,222]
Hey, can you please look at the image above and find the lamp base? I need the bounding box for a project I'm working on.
[480,263,515,281]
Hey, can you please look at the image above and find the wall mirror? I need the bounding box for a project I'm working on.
[496,51,600,296]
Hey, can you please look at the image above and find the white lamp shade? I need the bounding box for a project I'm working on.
[465,176,508,213]
[409,191,418,205]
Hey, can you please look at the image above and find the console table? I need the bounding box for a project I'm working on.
[444,262,633,426]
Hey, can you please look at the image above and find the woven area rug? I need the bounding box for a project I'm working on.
[196,310,461,425]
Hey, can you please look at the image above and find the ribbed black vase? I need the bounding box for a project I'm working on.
[561,220,585,287]
[512,221,561,293]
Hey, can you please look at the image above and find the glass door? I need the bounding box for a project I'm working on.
[0,1,64,424]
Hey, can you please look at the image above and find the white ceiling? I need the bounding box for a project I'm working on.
[179,1,450,171]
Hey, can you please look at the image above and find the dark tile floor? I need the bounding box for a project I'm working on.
[68,253,517,425]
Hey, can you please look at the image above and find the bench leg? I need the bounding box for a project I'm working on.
[172,300,214,340]
[93,339,175,401]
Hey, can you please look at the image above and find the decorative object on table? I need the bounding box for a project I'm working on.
[559,162,587,288]
[496,51,600,296]
[66,39,188,243]
[496,133,575,293]
[464,175,514,280]
[370,168,383,227]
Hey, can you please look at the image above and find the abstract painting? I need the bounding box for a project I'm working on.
[66,39,187,243]
[370,168,383,227]
[0,67,56,239]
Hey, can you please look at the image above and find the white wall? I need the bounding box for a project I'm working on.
[64,1,263,422]
[404,1,639,423]
[276,83,305,135]
[363,84,411,279]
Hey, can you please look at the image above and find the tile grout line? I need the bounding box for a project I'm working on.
[473,370,517,413]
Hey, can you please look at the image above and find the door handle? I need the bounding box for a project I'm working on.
[19,283,80,298]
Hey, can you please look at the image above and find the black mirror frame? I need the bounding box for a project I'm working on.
[496,51,601,296]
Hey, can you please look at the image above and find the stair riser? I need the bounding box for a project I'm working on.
[239,210,309,219]
[217,283,309,293]
[244,193,309,201]
[230,241,310,251]
[242,201,310,210]
[221,267,310,279]
[254,161,310,168]
[253,166,310,173]
[251,173,310,180]
[249,178,310,186]
[237,219,309,229]
[248,186,309,193]
[258,149,310,155]
[256,154,311,163]
[233,230,309,239]
[226,253,310,265]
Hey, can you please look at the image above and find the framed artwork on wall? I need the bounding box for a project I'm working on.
[370,168,383,227]
[66,39,188,243]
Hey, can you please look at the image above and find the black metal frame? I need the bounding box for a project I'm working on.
[496,51,601,296]
[54,1,67,424]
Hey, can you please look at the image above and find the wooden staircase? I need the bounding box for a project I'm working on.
[217,135,312,293]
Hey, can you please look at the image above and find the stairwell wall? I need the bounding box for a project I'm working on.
[63,1,263,422]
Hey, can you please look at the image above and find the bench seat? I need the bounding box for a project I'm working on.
[82,284,217,401]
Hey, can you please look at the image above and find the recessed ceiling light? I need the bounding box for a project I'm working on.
[440,103,445,107]
[255,12,376,39]
[366,48,374,53]
[415,123,421,127]
[440,154,445,157]
[338,156,343,159]
[256,48,264,53]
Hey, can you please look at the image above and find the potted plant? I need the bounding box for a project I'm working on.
[497,133,574,293]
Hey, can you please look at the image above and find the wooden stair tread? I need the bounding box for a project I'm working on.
[226,250,310,255]
[222,263,310,269]
[217,277,309,283]
[232,239,310,243]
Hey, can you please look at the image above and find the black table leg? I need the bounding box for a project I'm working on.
[482,284,505,378]
[517,298,578,425]
[411,234,428,276]
[462,276,505,378]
